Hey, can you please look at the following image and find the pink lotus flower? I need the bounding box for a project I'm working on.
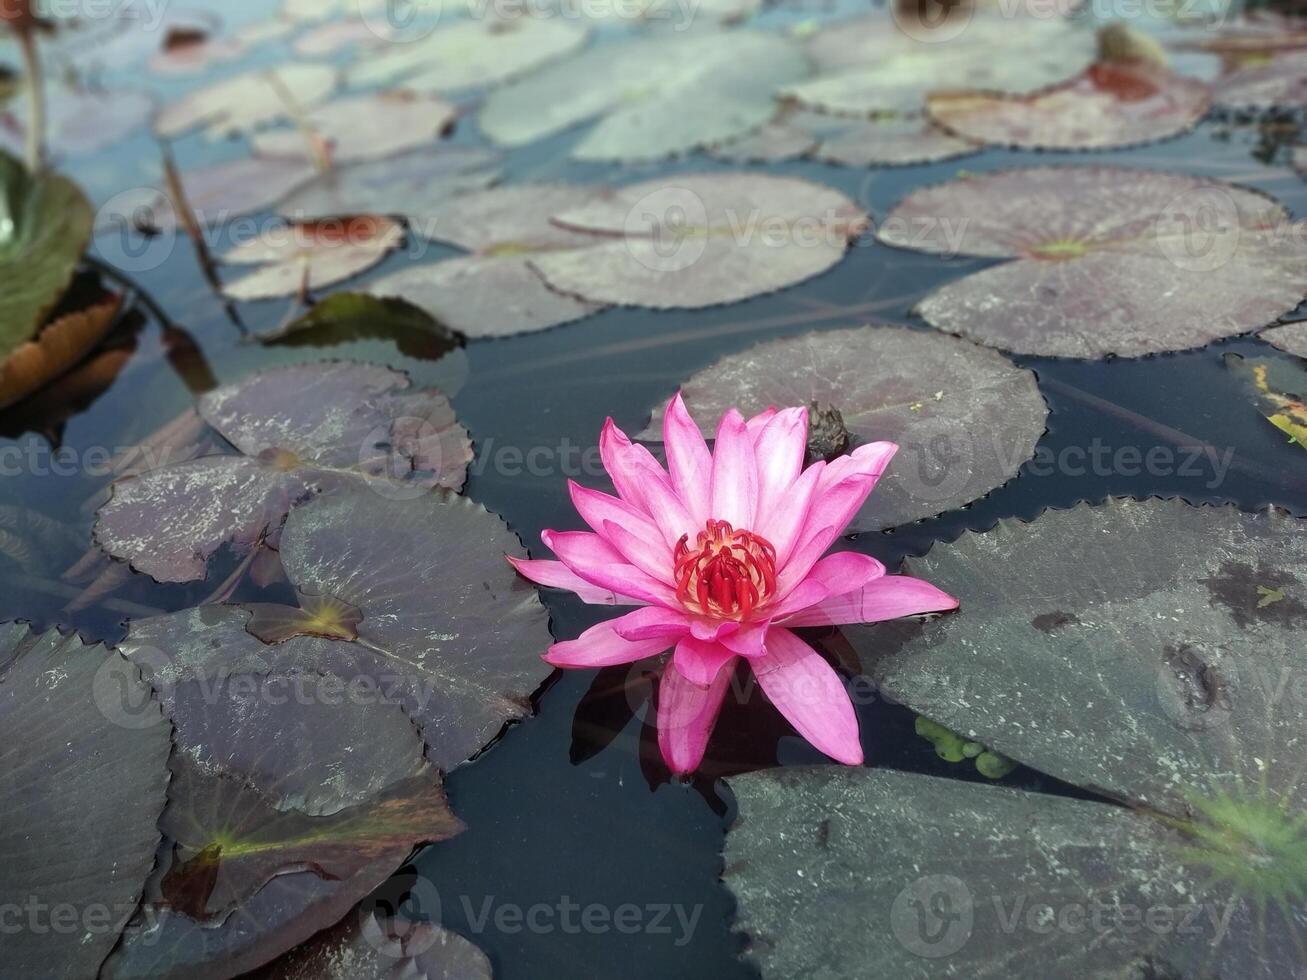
[509,394,959,775]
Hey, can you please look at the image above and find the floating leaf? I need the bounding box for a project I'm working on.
[255,292,460,360]
[640,325,1046,531]
[0,289,121,409]
[479,31,808,160]
[1226,352,1307,450]
[0,624,170,979]
[784,13,1095,115]
[292,18,391,57]
[926,61,1210,151]
[278,145,499,222]
[120,486,553,772]
[95,360,471,582]
[148,26,246,75]
[250,912,492,980]
[1262,321,1307,359]
[1216,49,1307,110]
[349,16,588,93]
[366,182,604,337]
[729,498,1307,980]
[221,215,404,301]
[0,150,92,359]
[154,64,339,139]
[878,166,1307,357]
[251,91,457,165]
[712,110,977,166]
[534,172,867,308]
[0,84,156,158]
[103,669,461,980]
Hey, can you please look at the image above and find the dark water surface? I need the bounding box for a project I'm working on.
[3,5,1307,977]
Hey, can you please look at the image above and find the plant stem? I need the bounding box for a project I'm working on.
[17,27,43,172]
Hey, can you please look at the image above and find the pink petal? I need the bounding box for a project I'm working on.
[505,556,642,606]
[753,627,863,765]
[690,618,739,642]
[782,442,898,588]
[611,605,694,641]
[779,574,960,627]
[710,408,759,530]
[570,481,671,583]
[657,657,736,775]
[600,419,695,547]
[745,406,778,434]
[719,620,769,659]
[541,530,678,607]
[662,392,712,527]
[770,551,884,618]
[545,618,672,668]
[674,635,737,686]
[752,406,808,532]
[754,460,824,566]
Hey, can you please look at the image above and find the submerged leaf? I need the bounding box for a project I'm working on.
[251,91,457,165]
[1226,352,1307,450]
[95,361,471,582]
[221,215,404,301]
[927,61,1210,151]
[878,166,1307,357]
[255,292,460,360]
[0,289,121,409]
[0,624,171,980]
[120,487,553,771]
[640,325,1046,531]
[479,31,808,160]
[0,150,93,360]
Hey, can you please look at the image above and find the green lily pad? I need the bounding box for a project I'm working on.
[478,31,808,160]
[0,623,171,979]
[639,325,1047,531]
[95,360,471,582]
[878,166,1307,357]
[119,486,554,772]
[255,292,460,359]
[0,150,93,362]
[727,498,1307,979]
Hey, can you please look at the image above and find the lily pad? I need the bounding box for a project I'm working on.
[1216,49,1307,110]
[154,63,339,139]
[0,84,156,158]
[711,110,977,166]
[119,485,554,772]
[878,165,1307,357]
[278,146,500,223]
[1262,321,1307,359]
[95,360,471,582]
[255,292,460,360]
[784,13,1095,115]
[102,669,462,980]
[640,325,1046,531]
[0,623,171,979]
[251,91,457,165]
[479,30,808,160]
[0,151,92,360]
[250,912,492,979]
[366,182,605,337]
[533,172,868,309]
[926,62,1211,151]
[221,215,404,301]
[113,156,320,232]
[349,16,588,93]
[728,498,1307,980]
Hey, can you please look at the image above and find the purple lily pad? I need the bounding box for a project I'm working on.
[119,486,553,771]
[95,360,471,583]
[729,498,1307,980]
[101,670,462,980]
[0,623,171,979]
[927,62,1211,151]
[251,91,458,166]
[641,324,1046,531]
[0,85,156,159]
[154,64,339,140]
[1262,321,1307,358]
[1216,49,1307,110]
[878,165,1307,357]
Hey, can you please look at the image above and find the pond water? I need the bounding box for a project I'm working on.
[2,1,1307,977]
